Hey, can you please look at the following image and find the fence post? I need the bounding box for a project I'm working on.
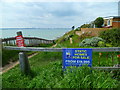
[19,52,30,74]
[17,31,30,74]
[111,53,114,66]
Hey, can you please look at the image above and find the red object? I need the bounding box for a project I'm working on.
[16,35,25,47]
[117,55,120,58]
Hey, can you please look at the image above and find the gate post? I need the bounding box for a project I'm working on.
[16,31,30,74]
[19,52,30,74]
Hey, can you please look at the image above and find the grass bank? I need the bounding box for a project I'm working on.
[2,49,19,66]
[55,29,92,48]
[2,52,120,88]
[2,48,37,67]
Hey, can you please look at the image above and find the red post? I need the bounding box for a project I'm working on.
[16,31,25,47]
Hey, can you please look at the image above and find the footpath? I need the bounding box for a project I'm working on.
[0,53,38,74]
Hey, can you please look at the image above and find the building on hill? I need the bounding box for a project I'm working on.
[103,16,120,28]
[77,16,120,37]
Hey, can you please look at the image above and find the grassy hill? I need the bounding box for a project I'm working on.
[55,29,92,48]
[55,28,120,48]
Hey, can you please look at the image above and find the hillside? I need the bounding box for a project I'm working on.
[55,28,120,47]
[55,29,92,48]
[2,28,120,88]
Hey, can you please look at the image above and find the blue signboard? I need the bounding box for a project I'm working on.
[63,48,92,69]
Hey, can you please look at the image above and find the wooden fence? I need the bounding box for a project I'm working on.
[2,37,54,46]
[3,46,120,74]
[4,46,120,52]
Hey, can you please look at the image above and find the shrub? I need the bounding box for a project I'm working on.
[79,37,105,47]
[98,41,105,47]
[80,24,91,28]
[99,28,120,47]
[75,27,80,31]
[105,43,112,47]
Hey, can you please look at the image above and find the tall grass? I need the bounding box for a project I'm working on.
[2,48,19,66]
[2,52,120,88]
[2,48,37,67]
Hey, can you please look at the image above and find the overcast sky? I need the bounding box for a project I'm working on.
[0,0,119,28]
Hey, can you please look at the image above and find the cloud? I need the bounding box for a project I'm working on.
[1,0,119,2]
[117,2,119,15]
[1,1,118,28]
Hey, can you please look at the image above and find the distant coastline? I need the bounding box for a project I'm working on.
[0,28,71,30]
[1,28,71,40]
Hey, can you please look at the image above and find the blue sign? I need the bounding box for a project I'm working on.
[63,48,92,69]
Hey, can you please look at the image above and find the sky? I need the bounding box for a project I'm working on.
[0,0,119,28]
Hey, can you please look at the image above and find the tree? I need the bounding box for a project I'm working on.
[80,24,91,28]
[94,17,104,28]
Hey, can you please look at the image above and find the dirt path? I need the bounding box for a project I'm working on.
[51,43,58,48]
[75,31,82,36]
[1,53,38,74]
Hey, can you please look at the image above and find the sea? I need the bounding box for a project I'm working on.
[1,28,71,40]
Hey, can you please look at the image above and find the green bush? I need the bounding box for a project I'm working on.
[75,27,80,31]
[79,37,105,47]
[105,43,112,47]
[80,24,91,28]
[98,41,105,47]
[99,28,120,47]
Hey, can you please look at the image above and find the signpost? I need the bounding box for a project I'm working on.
[16,31,30,74]
[63,48,92,69]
